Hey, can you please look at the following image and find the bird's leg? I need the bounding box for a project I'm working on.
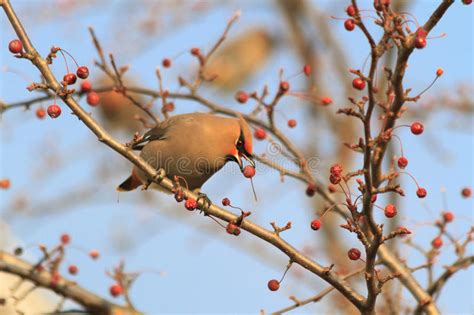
[196,192,212,211]
[141,180,152,191]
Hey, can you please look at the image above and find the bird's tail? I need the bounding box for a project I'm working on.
[117,171,142,191]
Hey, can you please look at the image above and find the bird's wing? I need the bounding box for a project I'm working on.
[131,114,201,150]
[131,124,169,150]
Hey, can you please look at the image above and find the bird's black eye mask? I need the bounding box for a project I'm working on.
[236,131,251,157]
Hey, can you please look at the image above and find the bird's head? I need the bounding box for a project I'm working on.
[226,115,254,171]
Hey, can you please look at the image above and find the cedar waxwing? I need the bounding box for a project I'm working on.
[204,28,275,92]
[96,75,145,132]
[117,112,254,192]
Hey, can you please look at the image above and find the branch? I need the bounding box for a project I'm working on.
[271,266,366,314]
[0,251,139,315]
[1,0,366,310]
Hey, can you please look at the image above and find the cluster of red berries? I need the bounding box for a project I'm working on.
[220,198,242,236]
[226,222,241,236]
[329,163,344,185]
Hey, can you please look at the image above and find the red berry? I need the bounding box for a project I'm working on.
[328,184,337,193]
[374,0,391,10]
[348,248,361,260]
[222,198,231,206]
[442,211,454,223]
[416,27,427,38]
[346,5,356,16]
[8,39,22,54]
[162,58,172,68]
[416,187,427,198]
[0,179,11,189]
[109,284,123,297]
[36,107,46,119]
[254,128,266,140]
[243,165,256,178]
[163,102,175,112]
[344,19,356,31]
[414,36,427,49]
[185,198,197,211]
[431,236,443,249]
[398,157,408,169]
[461,187,472,198]
[462,0,472,4]
[235,91,249,104]
[190,47,200,56]
[352,78,366,90]
[436,68,444,77]
[226,223,241,236]
[306,184,316,197]
[384,204,397,218]
[303,64,312,76]
[76,66,89,79]
[267,279,280,291]
[60,233,70,244]
[329,174,341,185]
[330,164,343,176]
[87,92,100,106]
[89,249,100,259]
[81,80,92,93]
[174,190,184,203]
[410,122,424,135]
[279,81,290,93]
[63,73,77,85]
[310,219,321,231]
[47,104,61,118]
[287,119,297,128]
[321,96,332,106]
[68,264,78,275]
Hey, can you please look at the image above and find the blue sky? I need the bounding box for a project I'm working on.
[1,1,473,314]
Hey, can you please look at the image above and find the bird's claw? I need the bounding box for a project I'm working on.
[197,193,212,211]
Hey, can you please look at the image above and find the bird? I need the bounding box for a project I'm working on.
[117,112,255,192]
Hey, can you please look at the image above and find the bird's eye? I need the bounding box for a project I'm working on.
[236,139,243,147]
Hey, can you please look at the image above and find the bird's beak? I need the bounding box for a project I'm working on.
[240,152,255,168]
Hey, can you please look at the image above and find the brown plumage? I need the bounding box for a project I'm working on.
[118,112,254,192]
